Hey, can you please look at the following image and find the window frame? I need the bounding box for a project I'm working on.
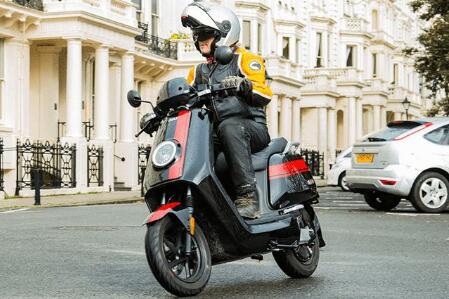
[346,45,356,67]
[0,39,4,124]
[315,32,323,68]
[242,20,251,50]
[151,0,159,36]
[372,53,377,78]
[282,36,290,60]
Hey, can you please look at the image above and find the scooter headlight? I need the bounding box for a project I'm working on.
[152,141,177,168]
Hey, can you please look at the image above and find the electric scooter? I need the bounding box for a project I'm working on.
[128,46,325,297]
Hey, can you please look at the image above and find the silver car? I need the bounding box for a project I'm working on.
[327,147,352,191]
[347,117,449,213]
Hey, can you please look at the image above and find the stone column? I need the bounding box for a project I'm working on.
[268,94,279,137]
[280,96,292,140]
[250,19,258,54]
[292,98,301,142]
[373,105,381,131]
[63,38,87,191]
[394,112,402,121]
[65,39,83,138]
[327,108,337,166]
[347,97,356,145]
[356,98,363,139]
[94,45,110,140]
[120,53,135,142]
[380,106,387,128]
[115,52,138,188]
[318,107,328,175]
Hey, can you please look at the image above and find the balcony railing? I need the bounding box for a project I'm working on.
[303,67,363,85]
[341,17,368,32]
[43,0,137,27]
[11,0,43,10]
[135,22,178,60]
[265,56,302,82]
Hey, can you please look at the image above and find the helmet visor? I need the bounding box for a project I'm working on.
[192,29,218,42]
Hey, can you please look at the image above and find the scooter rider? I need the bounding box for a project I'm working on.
[181,1,272,219]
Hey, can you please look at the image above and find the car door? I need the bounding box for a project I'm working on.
[423,124,449,171]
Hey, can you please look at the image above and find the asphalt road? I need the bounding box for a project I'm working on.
[1,187,448,299]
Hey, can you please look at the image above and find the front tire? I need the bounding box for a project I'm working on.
[364,191,401,211]
[273,237,320,278]
[409,172,449,213]
[145,217,211,297]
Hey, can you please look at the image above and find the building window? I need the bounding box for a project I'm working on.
[131,0,142,22]
[242,20,251,50]
[372,10,379,31]
[257,23,262,55]
[392,63,398,85]
[151,0,159,36]
[282,37,289,59]
[346,45,355,67]
[296,39,301,64]
[316,32,323,67]
[372,53,377,78]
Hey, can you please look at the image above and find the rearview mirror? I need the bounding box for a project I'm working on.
[127,90,142,108]
[214,46,233,65]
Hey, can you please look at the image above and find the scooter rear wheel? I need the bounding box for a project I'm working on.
[273,237,320,278]
[145,216,211,297]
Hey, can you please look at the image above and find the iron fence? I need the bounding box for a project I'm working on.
[82,120,94,141]
[138,144,151,185]
[300,149,325,178]
[147,35,178,59]
[13,0,43,10]
[15,139,76,195]
[87,145,104,187]
[0,138,4,191]
[135,22,149,43]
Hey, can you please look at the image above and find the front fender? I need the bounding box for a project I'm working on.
[144,202,190,231]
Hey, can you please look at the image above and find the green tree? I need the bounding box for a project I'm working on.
[405,0,449,116]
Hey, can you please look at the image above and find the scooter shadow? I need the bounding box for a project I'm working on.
[195,276,325,298]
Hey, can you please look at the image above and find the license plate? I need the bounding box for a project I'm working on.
[356,153,374,163]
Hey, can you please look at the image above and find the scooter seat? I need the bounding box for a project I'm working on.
[215,137,288,172]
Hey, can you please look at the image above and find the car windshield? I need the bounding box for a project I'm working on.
[364,121,423,142]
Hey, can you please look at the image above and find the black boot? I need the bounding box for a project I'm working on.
[234,191,260,219]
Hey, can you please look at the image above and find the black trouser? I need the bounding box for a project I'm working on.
[215,117,270,196]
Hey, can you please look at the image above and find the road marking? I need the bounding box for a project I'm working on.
[105,249,145,256]
[385,212,440,216]
[0,208,30,214]
[332,200,365,203]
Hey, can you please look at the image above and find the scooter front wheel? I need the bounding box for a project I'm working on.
[145,216,211,297]
[273,237,320,278]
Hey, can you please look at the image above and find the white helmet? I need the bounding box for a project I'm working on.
[181,1,241,54]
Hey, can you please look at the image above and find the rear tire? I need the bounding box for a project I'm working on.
[364,192,401,211]
[338,172,350,192]
[273,237,319,278]
[145,217,211,297]
[409,172,449,213]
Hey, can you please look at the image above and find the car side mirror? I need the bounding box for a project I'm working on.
[127,90,142,108]
[214,46,233,65]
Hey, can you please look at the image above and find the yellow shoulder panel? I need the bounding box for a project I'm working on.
[187,65,196,85]
[237,49,272,102]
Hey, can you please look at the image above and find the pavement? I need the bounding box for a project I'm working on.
[0,178,327,211]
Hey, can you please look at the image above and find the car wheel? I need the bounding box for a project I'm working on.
[364,191,401,211]
[409,172,449,213]
[338,172,350,192]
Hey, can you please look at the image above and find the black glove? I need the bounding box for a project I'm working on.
[221,76,253,102]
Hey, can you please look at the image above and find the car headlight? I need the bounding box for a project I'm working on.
[152,141,177,168]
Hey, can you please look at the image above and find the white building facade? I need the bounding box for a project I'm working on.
[0,0,428,197]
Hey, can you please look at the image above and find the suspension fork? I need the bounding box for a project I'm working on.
[185,186,195,256]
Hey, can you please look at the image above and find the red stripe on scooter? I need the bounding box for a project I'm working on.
[268,159,310,180]
[168,110,191,180]
[147,202,181,223]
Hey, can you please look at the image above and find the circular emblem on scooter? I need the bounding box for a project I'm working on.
[152,141,177,168]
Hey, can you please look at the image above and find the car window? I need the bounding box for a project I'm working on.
[424,125,449,145]
[365,121,422,142]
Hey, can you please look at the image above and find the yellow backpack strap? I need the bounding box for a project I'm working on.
[237,48,272,106]
[187,65,196,85]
